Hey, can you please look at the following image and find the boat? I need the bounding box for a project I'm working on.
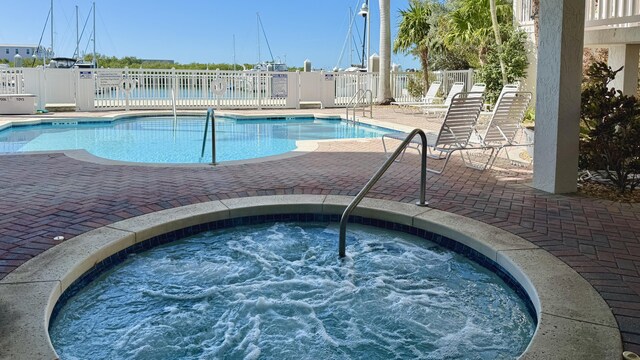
[252,61,288,72]
[40,2,98,69]
[252,13,287,72]
[47,57,95,69]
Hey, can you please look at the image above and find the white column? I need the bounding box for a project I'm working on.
[532,0,585,193]
[608,44,640,97]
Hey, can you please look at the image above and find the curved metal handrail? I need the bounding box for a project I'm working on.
[200,108,215,164]
[338,128,428,257]
[171,88,177,122]
[345,89,373,122]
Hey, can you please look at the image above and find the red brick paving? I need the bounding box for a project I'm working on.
[1,140,640,353]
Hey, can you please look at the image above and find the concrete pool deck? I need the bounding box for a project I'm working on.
[0,107,639,356]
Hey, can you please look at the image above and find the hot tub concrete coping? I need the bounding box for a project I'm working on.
[0,195,622,360]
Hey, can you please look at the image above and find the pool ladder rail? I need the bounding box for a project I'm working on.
[171,88,177,122]
[339,128,428,257]
[200,108,216,164]
[346,89,373,122]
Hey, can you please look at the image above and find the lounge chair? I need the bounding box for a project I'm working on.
[391,81,442,112]
[469,82,487,93]
[382,92,485,174]
[474,91,533,169]
[417,82,466,116]
[483,84,519,112]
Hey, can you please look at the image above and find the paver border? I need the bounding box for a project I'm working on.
[0,195,622,359]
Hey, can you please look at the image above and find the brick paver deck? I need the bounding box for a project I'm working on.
[1,108,639,353]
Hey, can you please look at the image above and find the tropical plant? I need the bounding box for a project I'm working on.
[446,0,512,68]
[378,0,395,104]
[422,2,472,70]
[489,0,507,85]
[406,74,425,98]
[476,28,529,103]
[580,62,640,194]
[393,0,436,93]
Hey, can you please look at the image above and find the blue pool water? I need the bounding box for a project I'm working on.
[0,116,392,163]
[49,222,535,359]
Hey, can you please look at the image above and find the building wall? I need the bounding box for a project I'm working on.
[0,45,39,62]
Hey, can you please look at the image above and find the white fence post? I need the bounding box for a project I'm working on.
[75,68,95,111]
[124,66,130,111]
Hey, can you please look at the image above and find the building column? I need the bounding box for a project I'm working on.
[532,0,585,194]
[609,44,640,97]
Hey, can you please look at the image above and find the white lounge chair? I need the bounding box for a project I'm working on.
[475,91,533,169]
[391,81,442,112]
[483,83,519,112]
[382,92,485,174]
[417,82,466,116]
[469,82,487,94]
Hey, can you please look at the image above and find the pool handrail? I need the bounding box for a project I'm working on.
[346,89,373,122]
[339,128,428,257]
[200,108,216,164]
[171,88,177,123]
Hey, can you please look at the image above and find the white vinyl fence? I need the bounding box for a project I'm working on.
[2,67,477,111]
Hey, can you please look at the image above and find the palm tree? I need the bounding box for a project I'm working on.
[532,0,539,46]
[378,0,394,104]
[446,0,511,69]
[394,0,434,93]
[489,0,508,85]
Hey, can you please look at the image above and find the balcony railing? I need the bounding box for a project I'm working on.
[585,0,640,28]
[517,0,640,29]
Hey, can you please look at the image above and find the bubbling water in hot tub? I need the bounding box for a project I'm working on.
[49,222,535,359]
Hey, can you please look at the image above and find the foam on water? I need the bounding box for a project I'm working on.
[49,222,535,359]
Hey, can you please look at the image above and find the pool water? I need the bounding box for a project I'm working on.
[49,222,535,360]
[0,116,391,163]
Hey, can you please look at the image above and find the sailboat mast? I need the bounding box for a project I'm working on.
[348,8,352,66]
[233,34,236,71]
[92,2,96,67]
[50,0,54,58]
[75,5,79,59]
[257,13,260,63]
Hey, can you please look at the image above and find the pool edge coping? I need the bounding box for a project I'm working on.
[0,195,622,360]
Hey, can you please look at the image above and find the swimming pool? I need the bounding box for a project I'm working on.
[0,116,393,164]
[49,221,535,359]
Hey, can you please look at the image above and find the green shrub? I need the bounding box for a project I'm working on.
[407,74,426,99]
[477,28,529,104]
[580,62,640,194]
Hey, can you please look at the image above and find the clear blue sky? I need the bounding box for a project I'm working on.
[0,0,421,70]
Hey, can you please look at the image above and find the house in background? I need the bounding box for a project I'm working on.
[515,0,640,100]
[0,44,52,62]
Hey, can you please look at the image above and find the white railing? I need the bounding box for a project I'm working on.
[334,72,379,106]
[3,67,478,111]
[432,69,476,94]
[517,0,535,25]
[516,0,640,29]
[93,68,288,110]
[585,0,640,28]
